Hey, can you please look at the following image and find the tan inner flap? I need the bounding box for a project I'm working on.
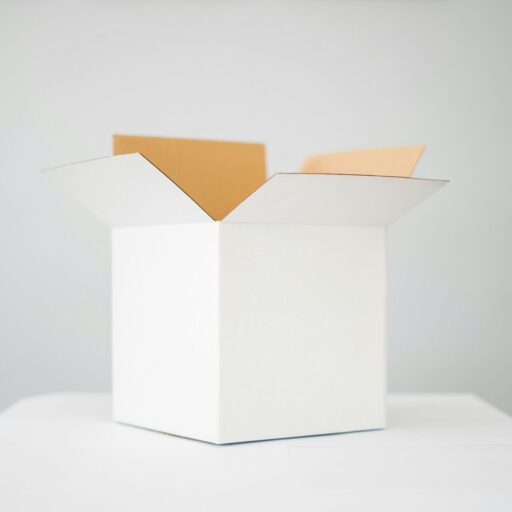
[301,145,424,177]
[113,135,266,220]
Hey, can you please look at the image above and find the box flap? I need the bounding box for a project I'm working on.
[43,153,212,227]
[301,145,424,177]
[113,134,266,220]
[223,173,447,226]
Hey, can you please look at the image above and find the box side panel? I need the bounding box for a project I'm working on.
[112,224,220,443]
[219,224,386,443]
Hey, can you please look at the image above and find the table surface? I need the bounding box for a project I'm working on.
[0,393,511,511]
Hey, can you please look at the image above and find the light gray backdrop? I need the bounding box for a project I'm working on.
[1,0,511,413]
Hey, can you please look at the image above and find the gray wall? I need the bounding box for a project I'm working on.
[1,0,511,413]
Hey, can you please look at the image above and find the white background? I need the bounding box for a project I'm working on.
[0,0,510,413]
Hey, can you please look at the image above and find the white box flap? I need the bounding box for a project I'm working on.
[223,173,447,225]
[43,153,213,227]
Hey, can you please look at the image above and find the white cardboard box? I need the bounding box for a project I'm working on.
[44,142,446,444]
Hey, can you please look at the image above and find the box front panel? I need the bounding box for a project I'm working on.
[219,224,386,443]
[112,223,220,442]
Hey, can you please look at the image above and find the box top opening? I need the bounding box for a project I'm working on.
[43,136,447,227]
[113,135,266,221]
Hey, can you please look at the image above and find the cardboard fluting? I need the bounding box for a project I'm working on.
[113,135,266,221]
[301,144,425,177]
[44,137,447,444]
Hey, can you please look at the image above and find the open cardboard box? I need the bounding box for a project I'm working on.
[44,135,446,444]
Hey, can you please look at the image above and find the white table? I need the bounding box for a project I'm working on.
[0,393,511,511]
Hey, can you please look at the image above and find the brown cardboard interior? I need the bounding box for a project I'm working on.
[113,135,266,221]
[300,145,425,177]
[113,136,426,220]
